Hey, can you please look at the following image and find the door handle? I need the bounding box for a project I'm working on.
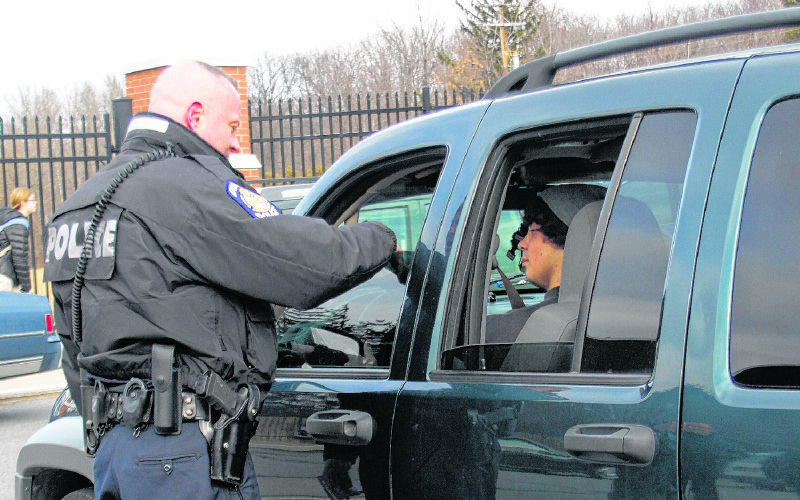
[564,424,655,465]
[306,409,375,446]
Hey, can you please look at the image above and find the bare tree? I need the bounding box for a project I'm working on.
[360,16,447,92]
[527,0,786,84]
[65,82,103,119]
[290,47,365,98]
[248,53,298,103]
[101,74,124,108]
[5,86,63,121]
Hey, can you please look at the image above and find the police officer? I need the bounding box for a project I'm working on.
[44,61,398,500]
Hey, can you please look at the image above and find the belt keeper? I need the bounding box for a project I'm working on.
[92,381,108,428]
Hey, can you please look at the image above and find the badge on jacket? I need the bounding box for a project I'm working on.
[226,180,281,219]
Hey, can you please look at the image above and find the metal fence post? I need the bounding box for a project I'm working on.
[421,87,432,114]
[111,97,133,153]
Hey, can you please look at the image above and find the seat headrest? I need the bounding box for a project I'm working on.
[559,200,603,303]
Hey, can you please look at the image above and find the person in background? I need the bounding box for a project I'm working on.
[0,187,36,293]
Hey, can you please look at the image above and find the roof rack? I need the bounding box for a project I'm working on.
[484,7,800,99]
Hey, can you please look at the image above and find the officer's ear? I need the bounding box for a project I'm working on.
[185,102,204,132]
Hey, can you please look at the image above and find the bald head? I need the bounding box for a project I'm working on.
[149,62,242,157]
[149,62,236,120]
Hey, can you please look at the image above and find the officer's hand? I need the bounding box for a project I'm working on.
[388,251,409,285]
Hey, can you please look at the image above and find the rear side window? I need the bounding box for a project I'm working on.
[731,97,800,388]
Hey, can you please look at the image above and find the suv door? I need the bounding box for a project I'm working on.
[683,50,800,497]
[249,103,489,499]
[391,60,744,498]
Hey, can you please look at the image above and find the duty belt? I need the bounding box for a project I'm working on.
[91,380,210,437]
[102,386,209,424]
[81,344,262,487]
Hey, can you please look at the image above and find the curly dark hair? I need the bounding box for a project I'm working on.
[507,195,568,266]
[521,195,568,248]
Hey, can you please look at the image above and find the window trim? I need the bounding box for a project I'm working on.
[307,147,448,221]
[429,369,651,387]
[276,367,392,380]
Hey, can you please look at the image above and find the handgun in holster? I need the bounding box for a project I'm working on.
[195,370,262,485]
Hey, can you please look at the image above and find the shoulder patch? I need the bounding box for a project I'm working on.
[225,180,281,219]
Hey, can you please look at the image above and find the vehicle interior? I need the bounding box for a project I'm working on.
[275,148,446,369]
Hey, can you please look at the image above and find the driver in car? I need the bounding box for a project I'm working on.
[485,184,605,343]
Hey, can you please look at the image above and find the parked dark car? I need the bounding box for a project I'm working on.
[17,9,800,499]
[257,182,315,214]
[0,292,60,379]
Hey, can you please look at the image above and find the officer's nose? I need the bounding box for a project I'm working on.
[228,135,241,157]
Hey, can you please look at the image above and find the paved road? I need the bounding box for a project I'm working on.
[0,396,55,500]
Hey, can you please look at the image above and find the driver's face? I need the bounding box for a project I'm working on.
[518,223,562,290]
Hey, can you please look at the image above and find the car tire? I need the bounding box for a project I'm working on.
[61,487,94,500]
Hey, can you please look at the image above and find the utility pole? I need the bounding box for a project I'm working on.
[483,1,526,73]
[499,4,509,73]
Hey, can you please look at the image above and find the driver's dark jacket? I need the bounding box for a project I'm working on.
[44,113,396,409]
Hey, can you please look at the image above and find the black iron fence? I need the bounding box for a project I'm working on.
[248,86,482,180]
[0,115,112,295]
[1,86,482,297]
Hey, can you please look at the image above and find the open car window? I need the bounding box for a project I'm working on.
[442,111,696,379]
[276,148,445,370]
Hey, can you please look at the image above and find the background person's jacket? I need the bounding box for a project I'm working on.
[0,207,31,292]
[44,113,397,409]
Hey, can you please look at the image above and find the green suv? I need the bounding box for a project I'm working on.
[17,8,800,499]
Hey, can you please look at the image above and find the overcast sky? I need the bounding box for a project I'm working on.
[0,0,717,114]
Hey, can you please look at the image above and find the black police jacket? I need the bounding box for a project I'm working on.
[0,207,32,292]
[44,113,397,407]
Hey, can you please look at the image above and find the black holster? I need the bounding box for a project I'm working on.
[210,418,259,485]
[196,371,262,486]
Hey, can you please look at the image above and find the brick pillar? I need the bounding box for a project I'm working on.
[220,66,252,156]
[124,64,253,162]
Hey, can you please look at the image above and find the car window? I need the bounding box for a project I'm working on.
[275,149,444,370]
[442,111,697,378]
[441,115,630,371]
[358,195,430,252]
[730,97,800,389]
[580,111,696,374]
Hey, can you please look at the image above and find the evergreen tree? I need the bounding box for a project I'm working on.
[442,0,542,90]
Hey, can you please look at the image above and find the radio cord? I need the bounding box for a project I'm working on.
[71,148,174,344]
